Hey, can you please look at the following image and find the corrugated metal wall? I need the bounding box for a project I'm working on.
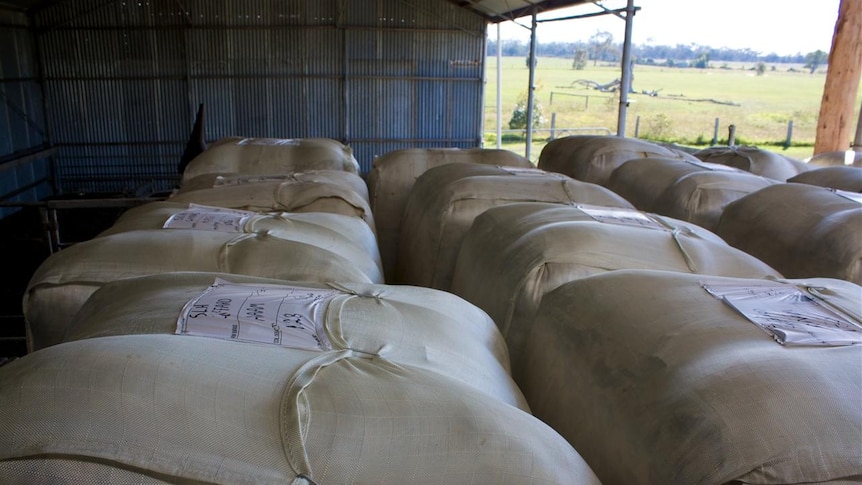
[29,0,487,193]
[0,8,53,218]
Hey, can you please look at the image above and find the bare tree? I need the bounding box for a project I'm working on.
[589,31,614,66]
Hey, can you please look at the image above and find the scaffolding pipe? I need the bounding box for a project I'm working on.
[616,0,636,137]
[525,7,537,160]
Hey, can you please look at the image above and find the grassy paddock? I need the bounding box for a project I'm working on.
[484,56,859,162]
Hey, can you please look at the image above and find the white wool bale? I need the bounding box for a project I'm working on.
[367,147,532,282]
[807,149,862,168]
[717,183,862,284]
[24,230,375,350]
[97,201,382,281]
[63,272,526,409]
[180,137,359,183]
[608,156,745,211]
[652,170,778,232]
[694,145,811,181]
[788,165,862,192]
[396,162,633,290]
[537,135,699,187]
[522,269,862,485]
[169,171,375,233]
[450,203,782,379]
[0,335,599,484]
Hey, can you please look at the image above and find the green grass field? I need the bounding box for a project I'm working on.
[484,56,859,162]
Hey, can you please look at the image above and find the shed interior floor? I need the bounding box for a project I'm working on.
[0,204,125,363]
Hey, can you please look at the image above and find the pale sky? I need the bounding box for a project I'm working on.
[493,0,841,56]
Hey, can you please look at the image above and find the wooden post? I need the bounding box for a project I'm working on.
[728,124,736,146]
[712,117,719,145]
[550,113,557,140]
[785,120,794,149]
[815,0,862,154]
[634,115,640,138]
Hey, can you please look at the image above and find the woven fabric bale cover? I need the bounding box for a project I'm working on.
[450,202,782,380]
[179,170,370,203]
[607,157,719,211]
[23,230,376,350]
[396,162,633,290]
[717,183,862,284]
[367,148,532,283]
[169,172,375,233]
[788,166,862,192]
[537,135,699,187]
[521,269,862,485]
[693,145,812,181]
[652,170,777,232]
[0,343,599,483]
[180,137,359,184]
[97,201,382,281]
[808,150,862,168]
[62,271,525,409]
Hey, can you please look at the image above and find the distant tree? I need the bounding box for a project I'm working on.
[525,55,537,69]
[756,62,766,76]
[589,31,614,66]
[693,52,710,69]
[572,48,588,69]
[804,50,827,74]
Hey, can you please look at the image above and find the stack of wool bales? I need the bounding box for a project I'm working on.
[717,182,862,284]
[395,162,633,290]
[449,202,782,381]
[692,145,812,181]
[367,147,533,282]
[437,136,860,482]
[5,140,598,483]
[607,156,777,232]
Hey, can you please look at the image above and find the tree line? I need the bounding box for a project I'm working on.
[487,36,827,67]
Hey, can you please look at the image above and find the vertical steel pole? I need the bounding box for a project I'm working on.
[496,23,503,149]
[616,0,636,137]
[525,7,537,159]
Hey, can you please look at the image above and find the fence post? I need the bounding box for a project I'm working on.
[550,113,557,140]
[728,124,737,146]
[634,115,640,138]
[784,120,794,149]
[712,117,720,145]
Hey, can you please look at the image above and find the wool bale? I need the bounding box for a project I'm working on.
[180,137,359,184]
[0,338,598,483]
[367,147,532,282]
[23,230,376,350]
[537,135,699,187]
[607,157,744,211]
[63,272,525,409]
[169,171,375,233]
[807,149,862,168]
[522,269,862,485]
[652,170,777,232]
[396,162,633,290]
[450,202,782,379]
[694,145,811,181]
[717,183,862,284]
[788,165,862,192]
[97,202,382,281]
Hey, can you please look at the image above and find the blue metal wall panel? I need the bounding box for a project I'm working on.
[31,0,487,188]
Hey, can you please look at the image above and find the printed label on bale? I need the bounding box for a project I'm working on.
[577,204,667,231]
[702,282,862,346]
[163,204,255,232]
[833,189,862,205]
[213,175,294,187]
[498,166,547,176]
[685,160,744,172]
[237,138,300,146]
[177,279,339,350]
